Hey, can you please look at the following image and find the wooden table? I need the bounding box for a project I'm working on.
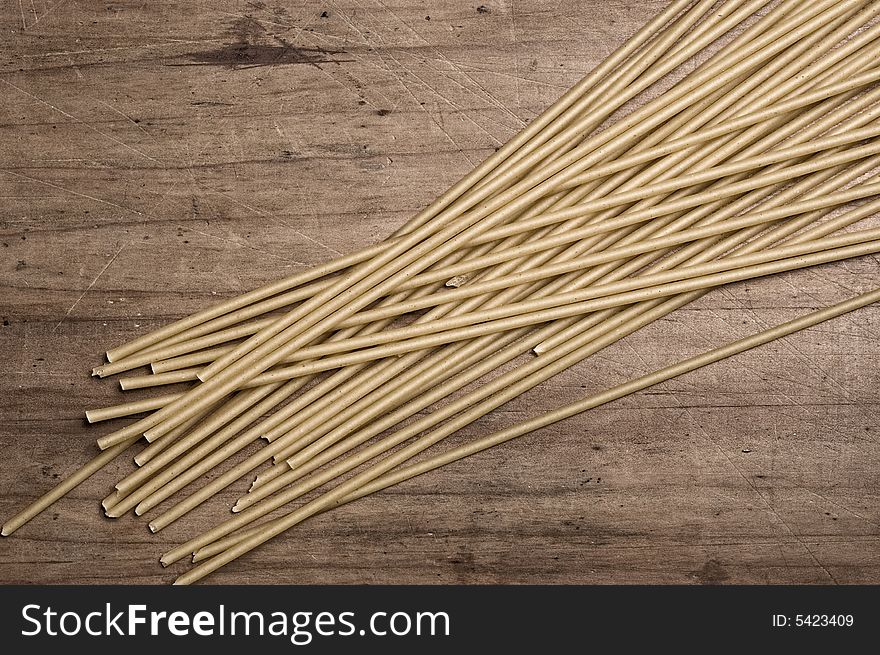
[1,0,879,585]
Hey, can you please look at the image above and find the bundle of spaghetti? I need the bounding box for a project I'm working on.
[3,0,880,586]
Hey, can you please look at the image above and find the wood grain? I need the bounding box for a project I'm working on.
[1,0,879,585]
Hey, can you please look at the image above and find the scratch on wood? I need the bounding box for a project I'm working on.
[0,80,161,165]
[52,242,127,333]
[25,0,71,33]
[0,169,144,216]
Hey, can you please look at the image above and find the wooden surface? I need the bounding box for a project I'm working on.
[1,0,879,585]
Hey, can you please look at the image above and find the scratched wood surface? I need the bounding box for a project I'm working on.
[1,0,879,585]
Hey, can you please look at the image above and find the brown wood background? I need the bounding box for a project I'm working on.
[1,0,879,585]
